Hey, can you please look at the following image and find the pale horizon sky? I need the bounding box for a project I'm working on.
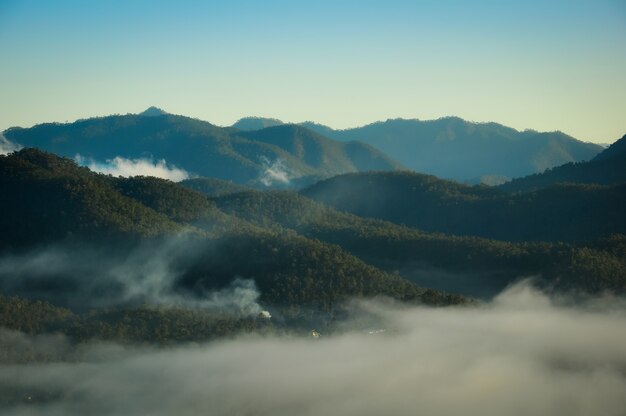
[1,0,625,143]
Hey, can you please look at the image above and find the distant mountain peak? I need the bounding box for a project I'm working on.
[232,117,284,131]
[139,106,168,117]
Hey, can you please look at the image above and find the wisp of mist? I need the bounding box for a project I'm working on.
[2,281,626,416]
[74,154,189,181]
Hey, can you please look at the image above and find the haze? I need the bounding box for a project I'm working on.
[3,282,626,416]
[1,0,625,143]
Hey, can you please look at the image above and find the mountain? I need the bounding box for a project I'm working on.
[593,134,626,161]
[238,124,403,175]
[232,117,284,131]
[0,148,182,248]
[139,106,169,117]
[0,149,460,315]
[300,117,603,182]
[302,171,626,243]
[2,147,625,341]
[212,189,626,297]
[500,134,626,192]
[3,111,403,187]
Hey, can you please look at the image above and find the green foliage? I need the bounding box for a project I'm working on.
[500,134,626,192]
[66,307,262,344]
[302,171,626,242]
[180,177,252,197]
[214,189,626,295]
[110,175,253,235]
[177,232,465,310]
[0,149,182,248]
[0,295,263,346]
[0,295,74,334]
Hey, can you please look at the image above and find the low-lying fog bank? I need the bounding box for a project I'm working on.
[1,281,625,416]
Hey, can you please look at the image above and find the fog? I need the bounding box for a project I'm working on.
[74,154,189,181]
[2,282,626,416]
[0,134,21,155]
[259,156,291,186]
[0,237,262,314]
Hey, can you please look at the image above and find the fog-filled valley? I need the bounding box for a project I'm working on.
[3,283,626,416]
[1,109,625,415]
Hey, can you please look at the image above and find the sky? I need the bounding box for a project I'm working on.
[0,0,624,143]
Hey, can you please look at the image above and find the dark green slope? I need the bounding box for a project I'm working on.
[4,112,403,187]
[500,134,626,192]
[109,176,256,234]
[176,233,463,309]
[301,117,602,182]
[213,190,626,296]
[0,149,461,314]
[302,171,626,243]
[593,134,626,161]
[0,294,262,348]
[180,177,252,197]
[0,149,181,248]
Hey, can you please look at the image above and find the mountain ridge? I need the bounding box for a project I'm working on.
[3,112,403,188]
[299,117,603,182]
[500,134,626,192]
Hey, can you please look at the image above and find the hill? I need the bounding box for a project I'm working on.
[3,111,402,188]
[301,117,603,182]
[0,148,182,248]
[212,189,626,297]
[500,134,626,192]
[0,149,460,316]
[302,171,626,242]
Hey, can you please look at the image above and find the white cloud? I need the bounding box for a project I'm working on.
[75,154,189,181]
[259,156,290,186]
[0,134,21,155]
[2,281,626,415]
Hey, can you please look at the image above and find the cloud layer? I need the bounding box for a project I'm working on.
[2,282,626,416]
[75,154,189,181]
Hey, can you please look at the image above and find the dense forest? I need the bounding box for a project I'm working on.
[500,134,626,192]
[0,149,465,343]
[3,112,401,187]
[1,142,625,345]
[302,171,626,242]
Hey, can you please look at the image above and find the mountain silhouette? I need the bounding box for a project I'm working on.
[301,117,602,182]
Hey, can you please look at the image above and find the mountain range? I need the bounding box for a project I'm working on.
[1,110,624,344]
[300,136,625,242]
[2,108,606,187]
[304,118,605,182]
[2,109,401,188]
[3,147,625,303]
[231,116,603,183]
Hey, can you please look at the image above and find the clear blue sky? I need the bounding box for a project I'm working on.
[1,0,624,143]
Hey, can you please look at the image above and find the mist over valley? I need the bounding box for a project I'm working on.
[1,0,625,413]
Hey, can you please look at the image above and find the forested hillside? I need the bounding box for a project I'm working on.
[302,171,626,242]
